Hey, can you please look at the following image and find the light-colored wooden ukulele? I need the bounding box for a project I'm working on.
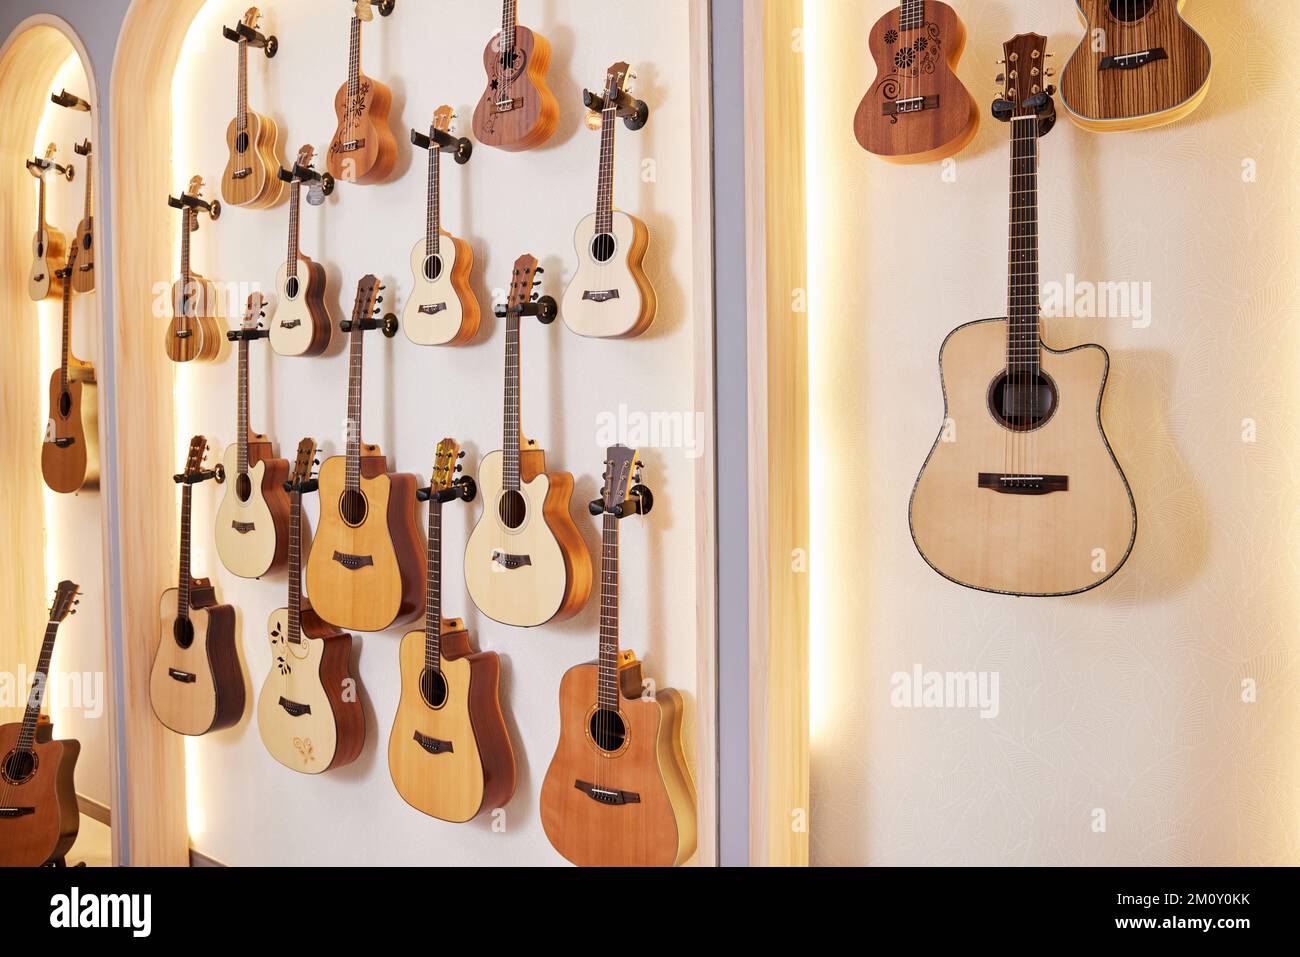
[257,439,365,774]
[464,255,591,628]
[471,0,559,152]
[270,145,334,357]
[151,436,245,736]
[389,439,516,822]
[853,0,979,163]
[0,581,81,867]
[165,176,223,364]
[909,34,1137,598]
[540,447,696,867]
[26,144,69,302]
[41,244,99,495]
[403,107,480,347]
[215,293,289,580]
[326,0,398,186]
[305,275,425,633]
[561,61,656,340]
[70,140,95,293]
[1061,0,1211,132]
[220,7,286,209]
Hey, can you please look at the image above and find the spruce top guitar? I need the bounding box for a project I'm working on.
[70,140,95,293]
[26,144,69,301]
[270,145,334,357]
[0,580,82,868]
[471,0,559,152]
[540,447,696,867]
[165,176,223,364]
[220,7,286,209]
[41,244,100,495]
[1061,0,1211,132]
[326,0,398,185]
[909,34,1136,598]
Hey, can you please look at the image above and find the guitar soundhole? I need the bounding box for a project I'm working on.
[419,668,448,709]
[590,233,617,264]
[173,616,194,650]
[589,709,627,753]
[1,749,37,786]
[235,131,250,153]
[58,391,72,418]
[235,472,252,504]
[988,370,1058,433]
[1108,0,1154,22]
[340,488,369,527]
[82,234,92,251]
[498,490,527,530]
[423,255,444,282]
[285,275,300,300]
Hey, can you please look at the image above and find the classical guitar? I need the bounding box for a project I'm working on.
[0,581,81,868]
[464,255,591,628]
[41,244,100,495]
[909,34,1136,598]
[471,0,559,152]
[540,447,696,867]
[150,436,245,736]
[403,107,480,347]
[1061,0,1211,131]
[326,0,398,186]
[305,276,424,633]
[26,144,69,302]
[561,61,656,340]
[220,6,285,209]
[270,145,334,357]
[853,0,979,163]
[165,176,223,364]
[70,140,95,293]
[215,293,289,579]
[389,439,516,822]
[257,439,365,774]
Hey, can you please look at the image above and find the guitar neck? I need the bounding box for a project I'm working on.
[16,621,62,753]
[82,157,93,222]
[347,16,362,97]
[180,209,192,290]
[287,489,303,643]
[286,180,301,279]
[178,484,194,618]
[501,0,517,51]
[1007,113,1041,378]
[426,138,441,257]
[236,38,249,132]
[597,512,621,709]
[345,323,365,491]
[502,313,521,492]
[36,175,47,234]
[59,276,73,387]
[899,0,925,31]
[423,499,443,670]
[594,98,617,233]
[236,338,250,475]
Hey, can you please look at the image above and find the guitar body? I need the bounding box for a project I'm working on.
[853,0,979,163]
[561,211,656,339]
[28,227,66,301]
[327,73,397,185]
[540,662,696,867]
[214,440,289,579]
[0,722,80,867]
[464,448,592,628]
[150,585,244,736]
[221,111,285,208]
[71,217,94,293]
[165,275,223,363]
[41,362,99,494]
[472,26,559,152]
[388,622,516,822]
[909,318,1137,596]
[1061,0,1211,131]
[305,452,424,633]
[256,607,364,774]
[271,256,332,357]
[402,233,480,347]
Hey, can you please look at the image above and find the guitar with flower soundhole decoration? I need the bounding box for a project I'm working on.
[326,0,398,185]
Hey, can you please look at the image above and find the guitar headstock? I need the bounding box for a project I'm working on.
[351,274,382,325]
[601,445,640,513]
[355,0,375,22]
[183,435,209,479]
[242,291,267,330]
[604,61,631,104]
[289,438,319,492]
[241,6,262,30]
[59,242,80,280]
[507,254,541,316]
[431,438,462,495]
[42,143,57,164]
[48,580,81,623]
[997,33,1052,114]
[295,143,316,168]
[432,105,455,136]
[187,175,205,198]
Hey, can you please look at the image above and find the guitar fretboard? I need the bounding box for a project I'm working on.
[595,95,618,235]
[287,488,303,644]
[236,336,250,476]
[501,0,518,53]
[899,0,926,31]
[1007,114,1041,377]
[178,484,194,619]
[59,263,73,391]
[180,207,193,297]
[597,512,621,709]
[423,500,443,671]
[286,179,301,280]
[16,622,61,754]
[345,322,365,492]
[425,134,441,259]
[236,37,248,133]
[502,312,521,492]
[347,16,362,99]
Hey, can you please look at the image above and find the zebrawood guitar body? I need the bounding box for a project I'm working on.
[150,585,244,736]
[41,363,99,495]
[221,111,285,208]
[0,722,80,867]
[270,256,332,357]
[165,275,223,363]
[561,211,656,340]
[472,26,559,152]
[327,74,398,185]
[214,440,289,579]
[71,217,94,294]
[28,227,65,301]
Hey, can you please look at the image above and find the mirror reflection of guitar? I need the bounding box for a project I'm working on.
[257,439,365,774]
[27,144,68,301]
[71,140,95,293]
[271,145,333,357]
[471,0,559,152]
[165,176,223,363]
[0,580,82,867]
[41,244,100,495]
[326,0,398,185]
[540,448,696,867]
[220,7,286,208]
[389,439,516,822]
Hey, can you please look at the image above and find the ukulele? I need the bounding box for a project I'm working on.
[270,145,334,357]
[471,0,559,152]
[165,176,223,364]
[561,62,656,340]
[0,580,82,868]
[305,276,425,633]
[70,140,95,293]
[464,255,591,628]
[326,0,398,186]
[909,34,1137,598]
[26,144,69,301]
[853,1,979,163]
[540,447,696,867]
[41,244,100,495]
[1061,0,1211,131]
[214,293,289,580]
[220,6,286,209]
[403,107,480,347]
[257,439,365,774]
[150,436,245,736]
[389,439,516,822]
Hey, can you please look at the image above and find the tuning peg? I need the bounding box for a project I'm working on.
[534,267,545,275]
[455,465,463,472]
[1044,67,1056,77]
[457,451,465,458]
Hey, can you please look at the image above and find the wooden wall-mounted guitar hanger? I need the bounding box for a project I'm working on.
[222,14,278,56]
[582,74,649,131]
[27,152,74,182]
[51,88,90,112]
[410,123,473,165]
[168,187,221,220]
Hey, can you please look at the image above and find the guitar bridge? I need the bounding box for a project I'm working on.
[0,807,36,818]
[168,668,196,683]
[47,437,75,449]
[79,263,93,271]
[174,330,193,340]
[494,97,523,114]
[232,521,255,534]
[340,139,367,152]
[1100,48,1167,71]
[332,552,374,571]
[491,551,532,570]
[278,697,311,717]
[884,95,939,117]
[279,319,302,329]
[33,273,46,283]
[575,780,641,806]
[232,168,252,179]
[418,303,447,316]
[413,731,453,755]
[582,290,620,303]
[979,473,1069,495]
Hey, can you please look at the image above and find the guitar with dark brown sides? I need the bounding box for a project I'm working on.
[472,0,559,152]
[327,0,398,185]
[41,244,99,495]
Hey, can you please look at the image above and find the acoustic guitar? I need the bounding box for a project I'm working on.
[270,145,334,358]
[26,144,68,302]
[150,436,245,736]
[1060,0,1211,132]
[389,439,516,822]
[220,7,286,209]
[909,34,1137,598]
[561,61,657,340]
[41,244,100,495]
[0,580,81,868]
[305,275,424,633]
[70,140,95,293]
[165,176,223,364]
[326,0,398,186]
[471,0,559,152]
[464,255,591,628]
[215,293,289,579]
[540,447,696,867]
[257,439,365,774]
[853,0,979,163]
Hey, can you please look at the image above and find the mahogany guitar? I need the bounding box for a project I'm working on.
[70,140,95,293]
[389,439,516,822]
[270,145,334,357]
[150,436,245,736]
[0,581,82,868]
[540,447,696,867]
[257,439,365,774]
[909,34,1137,597]
[220,7,286,209]
[26,144,69,302]
[853,0,979,163]
[41,244,100,495]
[471,0,559,152]
[327,0,398,186]
[165,176,223,364]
